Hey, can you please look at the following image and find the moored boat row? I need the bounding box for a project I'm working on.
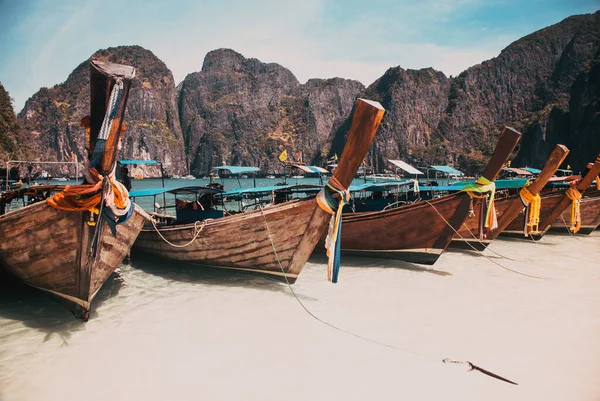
[3,59,600,320]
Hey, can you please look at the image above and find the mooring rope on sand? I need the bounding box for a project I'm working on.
[560,214,582,240]
[258,205,519,386]
[423,200,544,279]
[459,221,516,261]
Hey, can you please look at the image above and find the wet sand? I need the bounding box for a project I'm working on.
[1,232,599,400]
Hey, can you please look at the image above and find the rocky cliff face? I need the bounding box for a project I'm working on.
[18,46,186,176]
[358,11,600,174]
[178,49,364,175]
[0,82,30,164]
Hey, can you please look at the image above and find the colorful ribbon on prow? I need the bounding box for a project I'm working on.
[46,78,133,236]
[519,182,541,236]
[565,187,582,233]
[461,176,498,231]
[316,175,350,283]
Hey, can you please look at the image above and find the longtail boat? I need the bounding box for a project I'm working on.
[131,98,384,282]
[499,155,600,239]
[0,60,146,320]
[450,144,570,250]
[316,127,522,264]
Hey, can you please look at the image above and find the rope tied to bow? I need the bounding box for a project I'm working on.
[519,183,541,236]
[316,175,350,283]
[461,176,498,231]
[565,187,582,233]
[45,78,132,236]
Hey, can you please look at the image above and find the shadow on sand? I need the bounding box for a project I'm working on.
[0,270,125,344]
[126,251,295,295]
[309,251,452,276]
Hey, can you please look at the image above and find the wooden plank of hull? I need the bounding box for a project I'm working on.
[0,202,146,318]
[134,200,317,282]
[317,193,472,265]
[499,191,564,239]
[551,189,600,234]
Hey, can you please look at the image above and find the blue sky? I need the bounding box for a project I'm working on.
[1,0,598,112]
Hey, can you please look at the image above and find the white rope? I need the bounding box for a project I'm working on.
[150,218,206,248]
[459,222,516,261]
[98,79,123,140]
[560,214,582,240]
[423,200,544,279]
[257,204,519,385]
[257,205,434,359]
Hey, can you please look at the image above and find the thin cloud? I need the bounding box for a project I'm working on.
[0,0,596,111]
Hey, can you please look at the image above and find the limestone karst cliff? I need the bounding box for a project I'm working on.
[18,46,186,176]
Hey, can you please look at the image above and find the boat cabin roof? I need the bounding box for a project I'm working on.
[285,163,328,174]
[129,185,223,197]
[520,167,542,174]
[118,159,161,166]
[429,165,464,176]
[502,167,533,175]
[349,180,415,192]
[212,166,261,175]
[222,183,322,197]
[388,160,423,175]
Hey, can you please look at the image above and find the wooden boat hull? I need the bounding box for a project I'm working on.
[450,195,515,249]
[317,193,472,265]
[134,198,326,283]
[0,202,146,319]
[498,191,564,239]
[550,189,600,234]
[132,98,385,282]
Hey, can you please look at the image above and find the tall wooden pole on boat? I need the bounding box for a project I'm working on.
[480,127,522,182]
[536,154,600,235]
[488,144,569,240]
[433,126,522,250]
[286,98,385,276]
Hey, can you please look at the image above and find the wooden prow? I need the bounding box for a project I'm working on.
[537,154,600,234]
[480,127,522,181]
[88,60,136,175]
[489,144,569,240]
[287,98,384,276]
[332,99,385,187]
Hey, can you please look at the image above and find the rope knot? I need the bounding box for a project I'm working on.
[316,175,349,283]
[461,176,497,230]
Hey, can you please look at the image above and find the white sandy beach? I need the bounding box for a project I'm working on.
[1,232,599,401]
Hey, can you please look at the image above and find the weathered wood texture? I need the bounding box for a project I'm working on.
[133,98,384,280]
[453,144,569,245]
[321,127,522,264]
[0,60,139,319]
[551,188,600,234]
[89,60,133,174]
[0,202,146,315]
[535,156,600,236]
[499,191,565,238]
[324,195,472,264]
